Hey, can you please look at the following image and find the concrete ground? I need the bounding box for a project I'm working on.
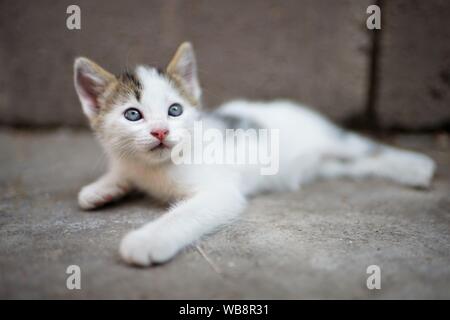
[0,129,449,299]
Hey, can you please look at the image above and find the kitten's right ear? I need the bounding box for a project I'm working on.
[166,42,201,104]
[74,57,115,119]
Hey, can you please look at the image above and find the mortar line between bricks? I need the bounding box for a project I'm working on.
[365,0,382,131]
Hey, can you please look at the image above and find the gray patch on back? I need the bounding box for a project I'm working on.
[212,114,262,130]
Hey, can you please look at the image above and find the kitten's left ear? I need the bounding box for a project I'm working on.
[166,42,201,103]
[74,57,115,119]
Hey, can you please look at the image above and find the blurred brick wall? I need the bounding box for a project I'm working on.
[0,0,449,130]
[376,0,450,130]
[0,0,371,127]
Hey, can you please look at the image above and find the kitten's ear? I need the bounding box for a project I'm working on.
[74,57,115,119]
[166,42,201,103]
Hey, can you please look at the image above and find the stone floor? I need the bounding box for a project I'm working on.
[0,129,449,299]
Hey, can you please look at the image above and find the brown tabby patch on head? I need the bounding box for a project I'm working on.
[119,71,143,101]
[91,71,143,130]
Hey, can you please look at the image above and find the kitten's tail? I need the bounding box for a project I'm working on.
[320,131,436,188]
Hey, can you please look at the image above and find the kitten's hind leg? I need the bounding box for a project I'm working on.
[78,171,131,210]
[320,132,436,188]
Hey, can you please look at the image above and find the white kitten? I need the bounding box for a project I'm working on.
[74,42,436,266]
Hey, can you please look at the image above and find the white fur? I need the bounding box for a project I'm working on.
[76,58,436,267]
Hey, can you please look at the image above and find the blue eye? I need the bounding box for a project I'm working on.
[168,103,183,117]
[124,108,142,121]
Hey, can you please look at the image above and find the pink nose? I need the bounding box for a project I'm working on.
[151,129,169,141]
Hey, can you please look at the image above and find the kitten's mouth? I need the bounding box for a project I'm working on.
[150,142,170,152]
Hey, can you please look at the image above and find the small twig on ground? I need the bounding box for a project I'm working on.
[195,244,222,276]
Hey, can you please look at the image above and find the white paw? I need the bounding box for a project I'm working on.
[119,227,179,267]
[78,183,126,210]
[78,186,108,210]
[390,151,436,188]
[78,185,108,210]
[397,153,436,188]
[409,155,436,188]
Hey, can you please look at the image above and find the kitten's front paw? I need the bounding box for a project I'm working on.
[119,228,179,267]
[78,184,119,210]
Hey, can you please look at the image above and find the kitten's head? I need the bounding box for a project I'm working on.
[74,42,201,164]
